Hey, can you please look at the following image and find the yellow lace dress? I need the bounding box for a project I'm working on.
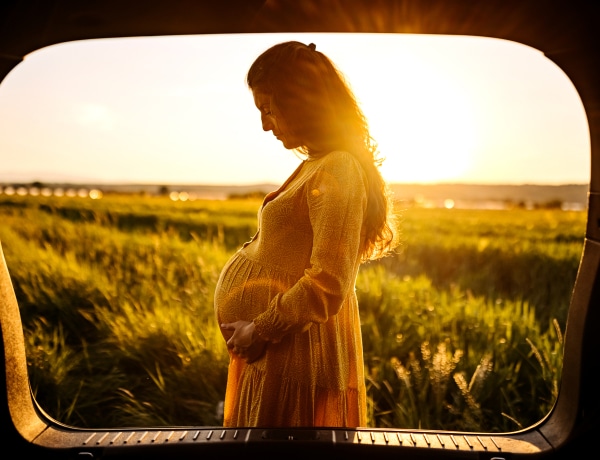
[214,151,368,427]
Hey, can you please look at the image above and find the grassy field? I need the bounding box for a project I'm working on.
[0,193,585,432]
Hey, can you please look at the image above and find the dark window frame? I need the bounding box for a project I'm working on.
[1,0,599,458]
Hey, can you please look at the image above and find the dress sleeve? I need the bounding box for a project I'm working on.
[253,151,367,342]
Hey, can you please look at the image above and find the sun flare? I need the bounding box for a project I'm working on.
[352,57,478,184]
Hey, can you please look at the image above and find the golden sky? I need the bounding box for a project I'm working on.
[0,33,591,185]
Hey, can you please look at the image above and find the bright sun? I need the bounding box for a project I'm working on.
[379,100,477,183]
[363,73,478,184]
[340,38,479,185]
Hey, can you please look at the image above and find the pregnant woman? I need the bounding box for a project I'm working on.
[214,41,396,427]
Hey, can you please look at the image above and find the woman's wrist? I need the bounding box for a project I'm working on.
[251,321,267,343]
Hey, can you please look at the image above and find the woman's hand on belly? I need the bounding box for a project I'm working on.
[221,320,268,364]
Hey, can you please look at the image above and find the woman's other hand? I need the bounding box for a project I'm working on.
[221,320,267,363]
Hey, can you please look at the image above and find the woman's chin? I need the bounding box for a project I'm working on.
[281,138,301,150]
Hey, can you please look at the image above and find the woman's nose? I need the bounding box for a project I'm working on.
[261,114,274,132]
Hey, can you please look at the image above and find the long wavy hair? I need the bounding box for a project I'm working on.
[247,41,396,260]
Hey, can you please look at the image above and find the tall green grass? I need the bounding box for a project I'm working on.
[0,195,584,431]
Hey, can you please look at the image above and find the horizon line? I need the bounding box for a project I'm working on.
[0,179,590,188]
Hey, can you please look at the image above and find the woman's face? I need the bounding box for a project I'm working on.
[252,89,301,150]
